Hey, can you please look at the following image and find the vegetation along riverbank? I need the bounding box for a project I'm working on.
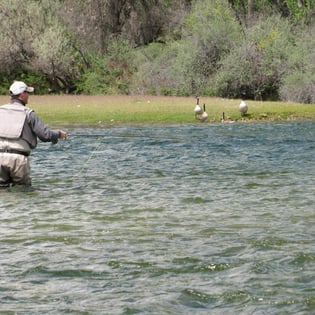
[1,95,314,126]
[1,1,314,104]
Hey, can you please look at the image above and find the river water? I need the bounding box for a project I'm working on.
[0,121,314,314]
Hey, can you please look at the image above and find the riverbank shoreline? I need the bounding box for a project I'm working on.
[1,95,314,125]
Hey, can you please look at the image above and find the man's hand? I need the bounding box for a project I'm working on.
[59,130,67,140]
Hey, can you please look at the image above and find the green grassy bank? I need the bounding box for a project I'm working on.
[1,95,314,126]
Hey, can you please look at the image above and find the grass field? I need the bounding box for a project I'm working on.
[1,95,314,126]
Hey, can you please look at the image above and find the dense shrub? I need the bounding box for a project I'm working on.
[211,15,294,100]
[0,0,314,102]
[133,0,242,96]
[0,0,83,93]
[132,42,180,95]
[280,74,315,104]
[0,70,49,95]
[279,26,315,103]
[77,39,136,95]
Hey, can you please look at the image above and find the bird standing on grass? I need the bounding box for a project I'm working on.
[194,97,209,122]
[194,97,202,115]
[239,100,248,115]
[199,104,208,122]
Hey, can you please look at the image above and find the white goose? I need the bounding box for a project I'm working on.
[239,100,248,115]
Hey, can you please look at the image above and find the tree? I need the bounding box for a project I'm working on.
[0,0,85,93]
[61,0,183,53]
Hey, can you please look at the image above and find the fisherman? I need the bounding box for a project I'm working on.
[0,81,67,187]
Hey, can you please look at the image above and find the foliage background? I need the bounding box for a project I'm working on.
[0,0,314,103]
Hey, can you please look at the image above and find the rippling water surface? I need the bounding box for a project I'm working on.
[1,122,314,314]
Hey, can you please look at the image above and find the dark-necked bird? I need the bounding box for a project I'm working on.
[194,97,202,115]
[199,104,208,122]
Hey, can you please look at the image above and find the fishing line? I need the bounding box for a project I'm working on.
[67,132,185,182]
[68,133,183,140]
[68,136,104,182]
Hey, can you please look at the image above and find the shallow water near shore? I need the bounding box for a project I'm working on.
[1,121,314,314]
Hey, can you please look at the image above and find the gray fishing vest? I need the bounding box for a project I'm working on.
[0,103,37,149]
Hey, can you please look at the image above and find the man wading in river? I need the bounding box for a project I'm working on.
[0,81,67,187]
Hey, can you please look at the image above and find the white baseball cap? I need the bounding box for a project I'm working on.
[9,81,34,96]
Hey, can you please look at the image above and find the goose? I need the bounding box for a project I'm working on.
[221,112,226,123]
[239,100,248,115]
[199,104,208,122]
[221,112,235,123]
[194,96,202,115]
